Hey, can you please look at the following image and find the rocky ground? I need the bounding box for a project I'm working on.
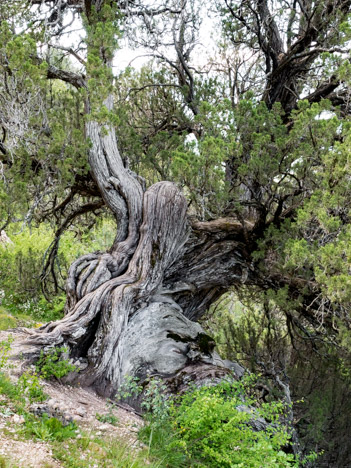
[0,329,145,468]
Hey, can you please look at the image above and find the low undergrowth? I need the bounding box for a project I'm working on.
[35,347,77,380]
[0,308,33,331]
[0,312,17,332]
[0,336,158,467]
[0,220,116,325]
[0,334,318,467]
[52,435,153,468]
[23,413,78,442]
[138,376,318,468]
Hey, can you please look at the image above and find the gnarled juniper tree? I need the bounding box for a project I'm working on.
[1,0,351,403]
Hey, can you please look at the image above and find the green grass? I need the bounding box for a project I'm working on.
[0,454,19,468]
[0,307,33,330]
[0,312,17,331]
[139,423,187,468]
[0,372,25,403]
[96,411,119,426]
[0,372,74,446]
[22,413,78,442]
[52,433,159,468]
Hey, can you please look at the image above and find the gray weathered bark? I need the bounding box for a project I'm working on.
[24,165,251,396]
[22,0,255,399]
[23,105,253,396]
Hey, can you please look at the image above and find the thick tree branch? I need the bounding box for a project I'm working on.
[304,76,340,105]
[191,217,254,235]
[47,63,86,88]
[257,0,284,67]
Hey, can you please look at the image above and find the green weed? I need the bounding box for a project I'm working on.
[0,455,16,468]
[0,372,24,402]
[23,413,77,442]
[96,411,119,426]
[36,347,77,380]
[18,370,47,403]
[0,335,13,369]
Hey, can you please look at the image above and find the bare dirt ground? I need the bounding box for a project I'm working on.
[0,329,144,468]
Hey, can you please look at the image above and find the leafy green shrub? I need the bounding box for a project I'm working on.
[27,295,66,322]
[96,410,119,426]
[116,375,143,400]
[141,377,171,422]
[140,376,297,468]
[24,413,77,441]
[18,370,47,403]
[36,346,77,380]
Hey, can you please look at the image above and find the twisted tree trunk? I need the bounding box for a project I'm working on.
[23,93,251,397]
[21,0,253,390]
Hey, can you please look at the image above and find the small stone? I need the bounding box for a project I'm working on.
[75,407,86,417]
[62,412,74,423]
[12,414,25,424]
[98,424,109,431]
